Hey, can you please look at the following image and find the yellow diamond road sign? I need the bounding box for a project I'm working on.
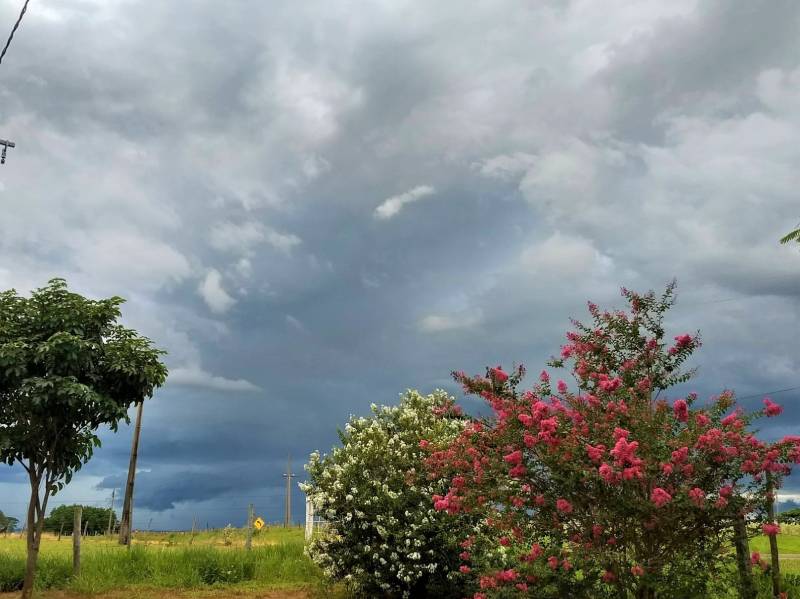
[253,517,265,531]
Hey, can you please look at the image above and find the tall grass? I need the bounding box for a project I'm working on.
[0,527,324,593]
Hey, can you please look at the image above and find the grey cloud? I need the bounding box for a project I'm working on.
[1,0,799,527]
[598,0,800,142]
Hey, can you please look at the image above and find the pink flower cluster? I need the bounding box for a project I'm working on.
[651,487,672,508]
[673,399,688,422]
[426,287,800,598]
[763,397,782,417]
[489,366,509,383]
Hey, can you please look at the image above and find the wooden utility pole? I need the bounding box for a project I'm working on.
[72,507,82,576]
[0,139,14,164]
[283,456,296,527]
[245,504,254,551]
[119,401,144,546]
[106,489,116,536]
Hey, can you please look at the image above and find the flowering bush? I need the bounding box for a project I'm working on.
[302,390,473,598]
[429,285,800,598]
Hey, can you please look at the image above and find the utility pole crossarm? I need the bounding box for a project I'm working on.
[0,139,15,164]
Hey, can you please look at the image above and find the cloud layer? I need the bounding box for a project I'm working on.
[0,0,798,528]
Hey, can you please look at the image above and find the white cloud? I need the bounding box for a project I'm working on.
[474,152,536,181]
[235,257,252,278]
[70,231,192,291]
[265,229,302,254]
[374,185,436,220]
[210,221,267,254]
[169,365,260,392]
[285,314,308,334]
[198,269,236,314]
[519,232,613,278]
[210,221,301,256]
[419,309,483,333]
[253,54,364,149]
[519,138,627,211]
[301,154,332,180]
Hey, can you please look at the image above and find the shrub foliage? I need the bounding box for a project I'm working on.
[302,390,474,598]
[428,286,800,598]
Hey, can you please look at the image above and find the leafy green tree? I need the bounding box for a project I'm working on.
[0,279,167,598]
[44,504,116,535]
[0,509,19,533]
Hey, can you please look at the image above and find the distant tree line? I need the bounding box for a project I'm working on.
[778,507,800,525]
[44,505,117,535]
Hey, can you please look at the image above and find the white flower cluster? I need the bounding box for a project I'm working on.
[301,390,465,598]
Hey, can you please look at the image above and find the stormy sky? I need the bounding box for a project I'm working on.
[1,0,799,529]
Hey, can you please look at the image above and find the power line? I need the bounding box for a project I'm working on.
[0,0,31,66]
[678,296,743,307]
[737,386,800,401]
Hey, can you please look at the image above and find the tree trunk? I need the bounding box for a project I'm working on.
[636,585,655,599]
[766,476,781,598]
[734,513,757,599]
[119,401,144,546]
[21,475,41,599]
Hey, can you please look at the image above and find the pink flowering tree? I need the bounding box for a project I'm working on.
[427,285,800,599]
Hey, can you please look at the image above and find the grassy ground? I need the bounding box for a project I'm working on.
[750,524,800,575]
[0,527,333,598]
[3,526,799,598]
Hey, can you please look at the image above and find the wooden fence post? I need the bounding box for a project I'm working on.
[305,495,313,541]
[245,504,254,551]
[58,522,64,541]
[73,507,82,576]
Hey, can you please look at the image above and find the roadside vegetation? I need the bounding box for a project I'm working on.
[0,527,326,595]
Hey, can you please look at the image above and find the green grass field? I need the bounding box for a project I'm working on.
[0,527,330,597]
[2,526,799,597]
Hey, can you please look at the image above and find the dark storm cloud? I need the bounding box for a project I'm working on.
[1,0,799,527]
[97,466,278,512]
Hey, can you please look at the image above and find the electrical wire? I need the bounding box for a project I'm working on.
[0,0,31,66]
[737,386,800,401]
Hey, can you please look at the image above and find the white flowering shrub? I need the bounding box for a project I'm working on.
[301,390,472,598]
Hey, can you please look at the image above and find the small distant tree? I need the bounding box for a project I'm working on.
[44,504,116,535]
[0,509,19,533]
[0,279,167,598]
